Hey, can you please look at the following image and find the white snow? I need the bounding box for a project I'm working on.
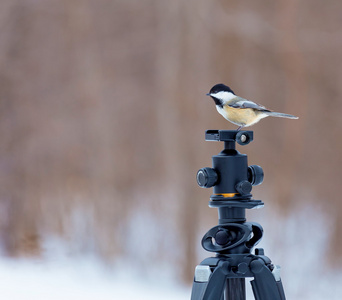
[1,201,342,299]
[0,255,191,300]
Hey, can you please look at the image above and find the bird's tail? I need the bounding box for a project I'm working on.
[265,111,298,119]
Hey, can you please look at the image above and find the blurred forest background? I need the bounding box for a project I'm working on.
[0,0,342,297]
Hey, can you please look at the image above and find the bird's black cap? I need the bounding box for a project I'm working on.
[207,83,235,95]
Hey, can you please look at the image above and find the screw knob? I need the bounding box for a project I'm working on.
[248,165,264,186]
[235,180,252,195]
[196,168,218,188]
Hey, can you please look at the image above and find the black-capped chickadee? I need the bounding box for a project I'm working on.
[207,83,298,130]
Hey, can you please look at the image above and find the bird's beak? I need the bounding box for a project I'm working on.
[206,93,211,96]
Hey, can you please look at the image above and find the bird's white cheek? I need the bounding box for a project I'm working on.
[212,91,236,103]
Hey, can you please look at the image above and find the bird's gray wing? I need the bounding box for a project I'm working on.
[228,97,269,111]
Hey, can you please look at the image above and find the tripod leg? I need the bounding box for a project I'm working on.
[225,278,246,300]
[191,265,210,300]
[250,259,286,300]
[191,261,230,300]
[272,265,286,300]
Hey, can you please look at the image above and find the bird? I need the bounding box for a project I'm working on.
[207,83,298,130]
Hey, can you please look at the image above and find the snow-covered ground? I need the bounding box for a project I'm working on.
[0,201,341,299]
[0,245,341,300]
[0,255,191,300]
[1,252,341,300]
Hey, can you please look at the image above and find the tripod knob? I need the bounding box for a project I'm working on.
[235,180,252,195]
[197,168,218,188]
[248,165,264,186]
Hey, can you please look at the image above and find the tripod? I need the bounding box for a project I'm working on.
[191,130,286,300]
